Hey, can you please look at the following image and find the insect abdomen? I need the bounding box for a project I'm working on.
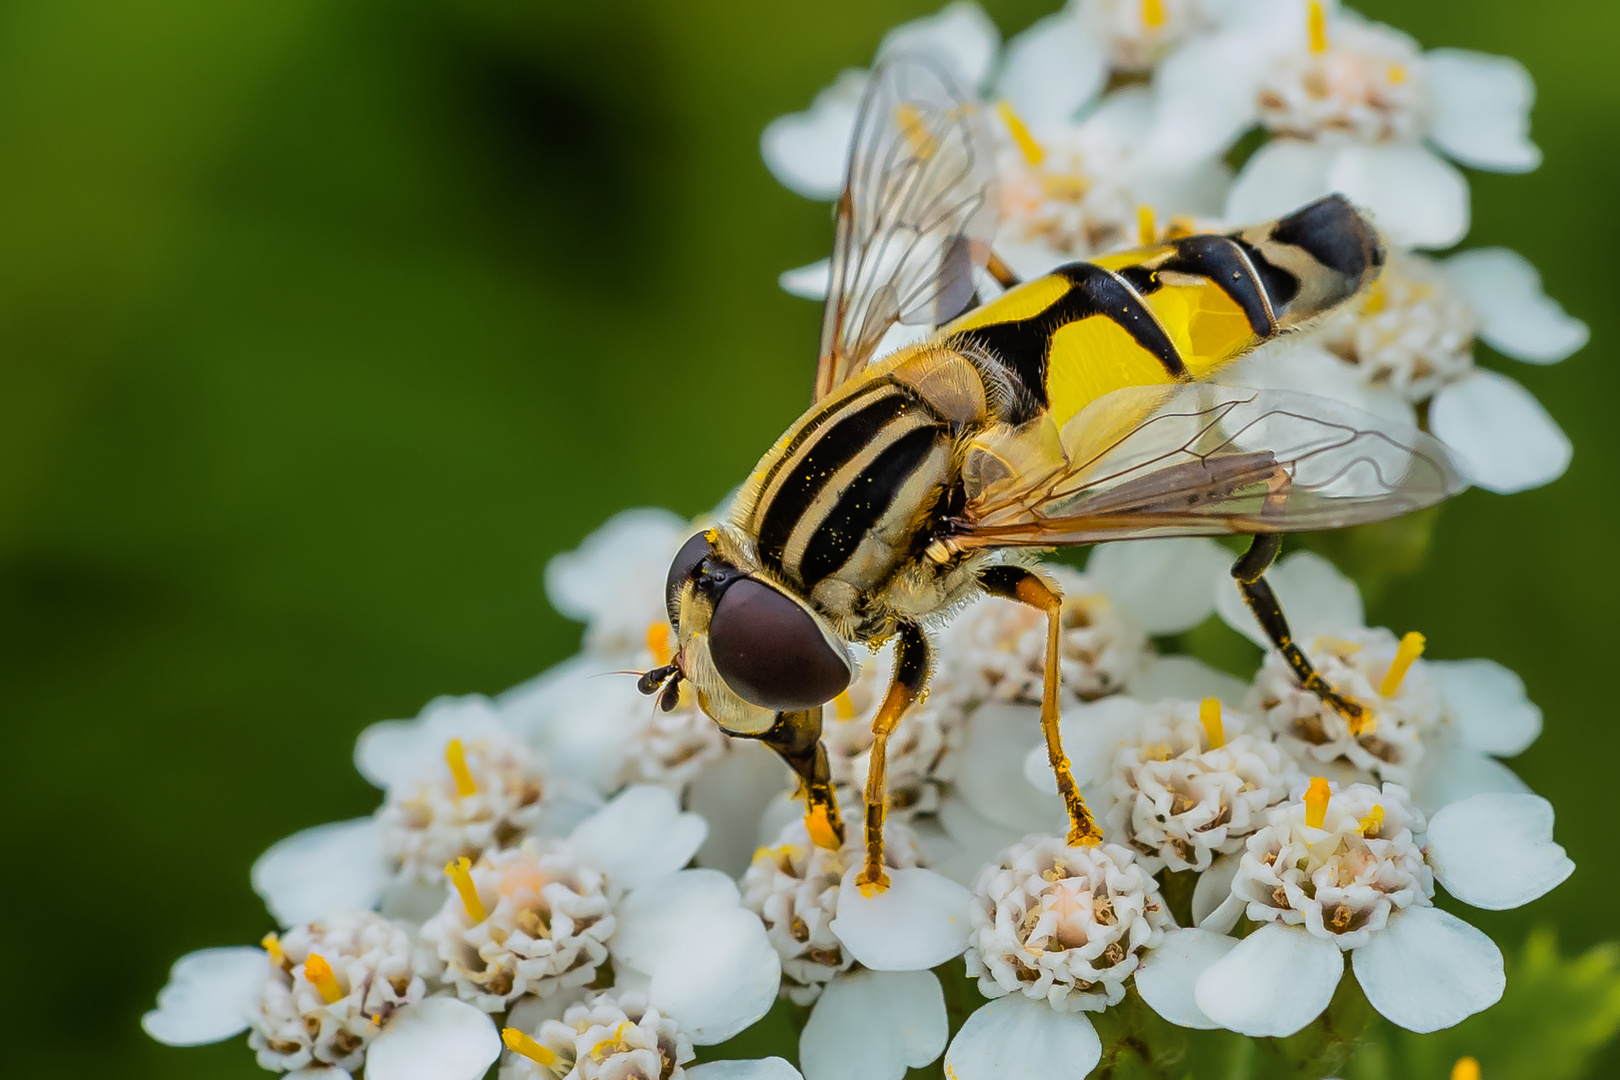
[940,194,1383,428]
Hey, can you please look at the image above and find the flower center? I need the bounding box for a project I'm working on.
[445,738,478,798]
[1379,631,1426,696]
[502,1027,558,1067]
[303,953,344,1004]
[445,856,488,922]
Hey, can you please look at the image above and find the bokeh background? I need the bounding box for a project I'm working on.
[2,0,1615,1075]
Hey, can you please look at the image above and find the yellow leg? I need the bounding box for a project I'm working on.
[857,621,930,890]
[980,565,1101,847]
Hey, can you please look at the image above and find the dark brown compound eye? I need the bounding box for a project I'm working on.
[708,578,852,711]
[666,531,716,622]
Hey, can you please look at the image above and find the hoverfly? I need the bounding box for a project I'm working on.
[642,55,1464,890]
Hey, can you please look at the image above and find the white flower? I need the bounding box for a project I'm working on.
[420,837,617,1011]
[500,991,693,1080]
[545,507,692,659]
[1228,246,1584,493]
[1155,3,1539,247]
[1140,782,1572,1035]
[741,818,922,1004]
[799,969,950,1080]
[1104,698,1302,872]
[144,914,501,1080]
[966,836,1170,1011]
[1212,550,1541,811]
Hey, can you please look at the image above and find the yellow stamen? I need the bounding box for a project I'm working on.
[1380,631,1427,696]
[1451,1058,1481,1080]
[502,1027,558,1067]
[1142,0,1166,28]
[833,690,856,721]
[445,738,477,798]
[646,621,673,665]
[445,856,488,923]
[896,103,939,159]
[1199,698,1225,750]
[1307,0,1329,53]
[261,932,286,968]
[1359,804,1385,837]
[996,100,1045,166]
[1387,63,1408,85]
[1304,777,1331,829]
[1136,204,1157,246]
[303,953,344,1004]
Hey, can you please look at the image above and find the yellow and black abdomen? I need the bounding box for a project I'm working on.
[943,194,1384,428]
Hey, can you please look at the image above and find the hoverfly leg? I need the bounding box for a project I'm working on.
[1232,534,1370,732]
[755,708,845,852]
[985,250,1022,290]
[978,565,1103,848]
[856,621,931,891]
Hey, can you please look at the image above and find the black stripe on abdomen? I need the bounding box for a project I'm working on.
[757,391,916,569]
[1161,235,1279,337]
[798,425,942,588]
[952,263,1186,420]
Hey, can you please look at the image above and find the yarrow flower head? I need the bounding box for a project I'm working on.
[499,991,693,1080]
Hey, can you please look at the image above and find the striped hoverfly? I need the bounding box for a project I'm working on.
[641,55,1465,890]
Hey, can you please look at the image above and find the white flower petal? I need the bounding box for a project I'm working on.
[1136,928,1239,1029]
[692,742,795,877]
[943,995,1101,1080]
[568,784,708,891]
[760,69,865,201]
[689,1059,804,1080]
[780,258,831,300]
[1445,248,1588,363]
[141,947,267,1046]
[1196,923,1343,1037]
[1130,655,1250,709]
[1192,855,1241,926]
[614,869,742,974]
[831,867,972,970]
[801,969,948,1080]
[1215,549,1363,648]
[354,695,512,790]
[543,507,689,636]
[1149,30,1270,165]
[1430,658,1541,756]
[1352,906,1504,1032]
[364,996,500,1080]
[505,987,587,1033]
[1414,745,1528,813]
[1424,48,1541,173]
[650,907,782,1045]
[957,703,1069,832]
[1225,139,1334,226]
[931,793,1027,887]
[251,818,390,927]
[1429,369,1571,494]
[1223,340,1418,427]
[1086,537,1228,634]
[878,1,1001,92]
[995,7,1107,129]
[1327,142,1470,250]
[288,1069,351,1080]
[1427,792,1573,909]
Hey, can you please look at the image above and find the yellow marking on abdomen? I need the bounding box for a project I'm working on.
[1143,281,1258,378]
[1045,315,1177,427]
[947,273,1070,334]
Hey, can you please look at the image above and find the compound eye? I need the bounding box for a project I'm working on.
[666,531,715,622]
[709,578,852,711]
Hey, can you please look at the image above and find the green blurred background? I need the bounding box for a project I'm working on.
[1,0,1614,1075]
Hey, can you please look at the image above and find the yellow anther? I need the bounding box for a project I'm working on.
[833,690,857,721]
[1307,0,1329,53]
[444,737,477,798]
[1136,204,1157,246]
[896,103,939,159]
[261,932,286,967]
[502,1027,558,1067]
[1304,777,1331,829]
[1142,0,1166,28]
[303,952,344,1004]
[1380,631,1427,696]
[646,621,673,665]
[445,856,488,923]
[1199,698,1225,750]
[996,101,1045,166]
[1359,804,1385,837]
[1452,1057,1481,1080]
[1387,62,1408,85]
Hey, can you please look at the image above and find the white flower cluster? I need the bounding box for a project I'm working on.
[769,0,1587,497]
[144,4,1582,1080]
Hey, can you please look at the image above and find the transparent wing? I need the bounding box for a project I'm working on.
[953,384,1468,547]
[815,53,999,400]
